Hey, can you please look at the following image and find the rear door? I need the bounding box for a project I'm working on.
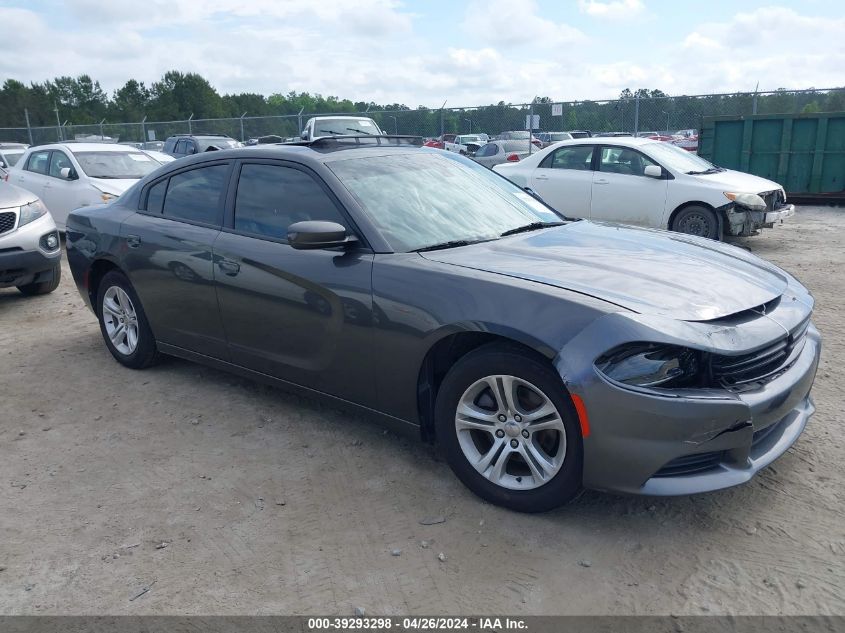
[527,144,595,218]
[589,145,669,227]
[120,160,231,359]
[213,159,376,405]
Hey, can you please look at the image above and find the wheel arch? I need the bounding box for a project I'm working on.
[87,257,124,315]
[416,325,558,443]
[667,200,725,235]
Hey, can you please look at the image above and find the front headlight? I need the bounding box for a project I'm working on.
[18,199,48,227]
[596,344,701,388]
[724,191,766,211]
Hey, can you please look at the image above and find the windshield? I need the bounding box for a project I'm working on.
[2,150,25,166]
[73,151,161,179]
[457,136,482,144]
[315,119,380,136]
[329,152,564,252]
[644,142,716,173]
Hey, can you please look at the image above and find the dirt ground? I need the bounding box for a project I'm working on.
[1,206,843,616]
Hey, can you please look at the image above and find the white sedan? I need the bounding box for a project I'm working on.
[493,137,794,239]
[9,143,162,229]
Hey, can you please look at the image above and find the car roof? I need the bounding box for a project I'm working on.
[27,142,145,153]
[309,115,375,121]
[554,137,655,148]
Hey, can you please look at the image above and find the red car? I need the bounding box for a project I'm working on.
[423,134,457,150]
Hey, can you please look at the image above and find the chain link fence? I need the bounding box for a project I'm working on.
[2,88,844,147]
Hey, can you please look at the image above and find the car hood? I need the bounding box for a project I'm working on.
[690,169,782,194]
[421,221,788,321]
[89,178,137,196]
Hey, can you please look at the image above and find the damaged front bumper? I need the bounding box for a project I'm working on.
[725,203,795,237]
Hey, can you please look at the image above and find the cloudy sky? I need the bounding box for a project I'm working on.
[1,0,843,106]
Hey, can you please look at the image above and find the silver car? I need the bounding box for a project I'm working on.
[0,182,61,295]
[472,141,535,168]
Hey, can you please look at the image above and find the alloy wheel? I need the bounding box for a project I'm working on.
[455,375,567,490]
[102,286,140,356]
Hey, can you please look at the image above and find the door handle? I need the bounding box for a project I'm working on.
[218,259,240,276]
[594,178,610,185]
[126,235,141,248]
[534,174,549,180]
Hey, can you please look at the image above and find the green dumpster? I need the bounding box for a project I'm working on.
[698,112,845,200]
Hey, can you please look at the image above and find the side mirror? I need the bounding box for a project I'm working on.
[59,167,78,180]
[643,165,663,179]
[0,160,5,168]
[288,221,356,250]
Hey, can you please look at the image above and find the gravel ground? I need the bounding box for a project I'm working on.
[1,206,843,615]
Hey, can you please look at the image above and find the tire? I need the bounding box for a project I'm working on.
[671,205,721,240]
[96,270,160,369]
[17,264,61,296]
[434,343,583,512]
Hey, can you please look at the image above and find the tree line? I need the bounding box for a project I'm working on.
[1,71,843,140]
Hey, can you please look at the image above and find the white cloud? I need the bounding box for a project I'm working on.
[463,0,585,47]
[577,0,644,20]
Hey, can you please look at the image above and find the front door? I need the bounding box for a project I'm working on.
[528,144,595,218]
[120,161,232,359]
[588,146,669,228]
[213,160,376,405]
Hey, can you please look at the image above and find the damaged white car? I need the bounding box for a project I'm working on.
[494,137,794,239]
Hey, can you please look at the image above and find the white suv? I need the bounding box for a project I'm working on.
[9,143,162,229]
[0,182,61,295]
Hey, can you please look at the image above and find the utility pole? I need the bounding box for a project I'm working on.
[297,107,305,137]
[54,102,62,141]
[528,98,535,155]
[389,115,398,135]
[633,94,640,136]
[141,115,147,143]
[439,100,447,138]
[99,118,106,140]
[24,108,33,145]
[240,112,247,142]
[187,113,194,134]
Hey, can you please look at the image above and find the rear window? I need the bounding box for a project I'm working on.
[313,119,379,137]
[26,150,50,175]
[197,138,239,151]
[2,150,25,166]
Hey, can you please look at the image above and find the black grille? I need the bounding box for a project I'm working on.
[0,211,16,234]
[653,451,725,478]
[712,319,810,389]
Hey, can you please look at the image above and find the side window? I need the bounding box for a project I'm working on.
[162,164,228,226]
[173,140,187,154]
[234,164,346,241]
[26,150,51,175]
[48,151,73,178]
[541,145,594,170]
[145,178,168,214]
[599,147,658,176]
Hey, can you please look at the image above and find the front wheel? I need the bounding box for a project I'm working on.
[434,344,583,512]
[671,205,721,240]
[17,264,61,296]
[96,270,160,369]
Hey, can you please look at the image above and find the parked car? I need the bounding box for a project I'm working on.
[300,116,382,141]
[119,141,144,150]
[567,130,592,139]
[444,134,486,155]
[65,139,819,512]
[536,132,574,148]
[0,181,61,295]
[498,131,543,147]
[472,141,534,168]
[163,134,241,159]
[9,142,162,229]
[493,137,794,239]
[142,141,165,151]
[142,149,176,164]
[423,134,455,150]
[594,132,633,137]
[672,129,699,152]
[0,142,28,171]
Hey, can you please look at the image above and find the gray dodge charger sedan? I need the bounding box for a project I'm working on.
[65,136,820,512]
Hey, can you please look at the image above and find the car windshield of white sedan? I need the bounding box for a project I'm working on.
[2,150,25,166]
[644,142,718,174]
[330,153,564,252]
[73,151,160,179]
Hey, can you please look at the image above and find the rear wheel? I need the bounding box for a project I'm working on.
[671,205,721,240]
[96,270,160,369]
[434,344,583,512]
[17,264,61,296]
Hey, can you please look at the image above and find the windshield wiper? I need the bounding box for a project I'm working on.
[411,237,495,253]
[500,221,565,237]
[349,127,372,135]
[686,167,724,175]
[317,129,347,135]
